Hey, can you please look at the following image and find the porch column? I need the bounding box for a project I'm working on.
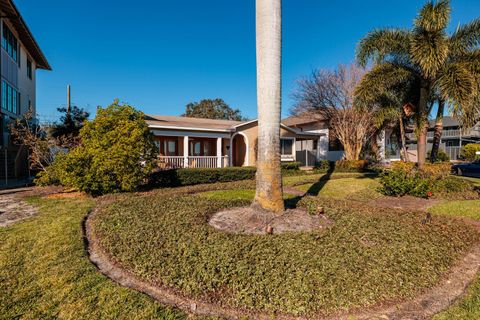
[183,136,189,168]
[216,137,222,168]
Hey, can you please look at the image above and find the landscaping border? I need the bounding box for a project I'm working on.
[85,203,480,320]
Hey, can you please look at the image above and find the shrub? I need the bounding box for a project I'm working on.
[314,159,370,173]
[461,144,480,162]
[43,101,157,195]
[334,160,369,172]
[281,162,302,171]
[427,149,450,163]
[380,162,474,198]
[150,167,256,187]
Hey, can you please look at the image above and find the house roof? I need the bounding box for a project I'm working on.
[145,115,243,132]
[146,114,324,138]
[282,113,327,127]
[0,0,51,70]
[428,116,460,128]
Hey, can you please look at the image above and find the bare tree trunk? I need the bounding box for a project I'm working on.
[253,0,284,212]
[417,85,429,169]
[429,100,444,163]
[399,115,409,162]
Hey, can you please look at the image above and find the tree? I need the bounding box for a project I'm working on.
[356,0,480,168]
[9,108,56,172]
[183,98,246,121]
[50,105,90,148]
[292,64,376,160]
[50,100,157,195]
[253,0,284,213]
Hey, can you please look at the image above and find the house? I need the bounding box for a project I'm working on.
[0,0,51,179]
[282,114,345,163]
[146,115,323,168]
[405,116,480,161]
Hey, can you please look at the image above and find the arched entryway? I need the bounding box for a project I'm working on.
[231,133,248,166]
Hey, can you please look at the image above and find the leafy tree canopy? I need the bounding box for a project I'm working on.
[50,106,90,147]
[46,100,157,195]
[183,98,246,121]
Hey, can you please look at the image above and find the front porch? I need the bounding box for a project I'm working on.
[155,135,230,169]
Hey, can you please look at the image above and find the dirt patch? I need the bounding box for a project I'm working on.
[45,191,87,200]
[368,195,440,212]
[0,189,39,227]
[209,206,332,234]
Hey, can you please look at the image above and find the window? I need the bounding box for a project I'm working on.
[166,141,176,156]
[280,139,293,155]
[1,80,19,114]
[446,140,460,147]
[27,59,32,79]
[2,23,18,62]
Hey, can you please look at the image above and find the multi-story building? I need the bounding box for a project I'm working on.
[406,116,480,161]
[0,0,50,179]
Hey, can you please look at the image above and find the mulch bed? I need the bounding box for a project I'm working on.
[209,207,332,234]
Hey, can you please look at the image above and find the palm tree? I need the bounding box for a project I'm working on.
[253,0,284,212]
[356,0,479,168]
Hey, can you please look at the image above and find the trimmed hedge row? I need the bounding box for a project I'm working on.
[150,160,373,188]
[315,160,371,173]
[150,167,257,187]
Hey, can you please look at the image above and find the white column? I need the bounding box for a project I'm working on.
[216,137,222,168]
[183,136,189,168]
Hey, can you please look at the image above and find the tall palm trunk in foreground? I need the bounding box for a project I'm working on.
[253,0,284,212]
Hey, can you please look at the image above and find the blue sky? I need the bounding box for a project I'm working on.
[15,0,480,122]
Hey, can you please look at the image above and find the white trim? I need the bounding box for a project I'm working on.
[280,137,295,159]
[232,119,258,128]
[148,124,233,133]
[231,132,249,166]
[151,129,230,139]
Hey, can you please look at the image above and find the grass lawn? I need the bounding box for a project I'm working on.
[428,200,480,221]
[0,197,185,320]
[294,176,381,201]
[457,176,480,187]
[91,185,478,317]
[430,198,480,319]
[199,189,297,201]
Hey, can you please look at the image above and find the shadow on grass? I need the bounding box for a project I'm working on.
[285,164,336,209]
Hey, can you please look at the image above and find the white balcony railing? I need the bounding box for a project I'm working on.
[158,156,229,169]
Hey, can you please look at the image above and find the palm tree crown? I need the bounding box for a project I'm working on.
[355,0,480,166]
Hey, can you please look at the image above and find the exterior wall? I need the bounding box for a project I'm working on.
[291,121,344,162]
[235,122,298,166]
[0,17,37,147]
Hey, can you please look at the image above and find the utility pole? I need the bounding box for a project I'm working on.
[66,85,71,116]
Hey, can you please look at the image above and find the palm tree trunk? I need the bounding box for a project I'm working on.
[429,100,445,163]
[399,115,409,162]
[253,0,284,212]
[416,84,429,169]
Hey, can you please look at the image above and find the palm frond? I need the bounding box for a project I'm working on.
[415,0,451,32]
[436,62,477,107]
[449,18,480,54]
[411,29,449,78]
[354,62,417,108]
[356,29,411,67]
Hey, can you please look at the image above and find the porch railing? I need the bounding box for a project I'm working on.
[157,156,229,169]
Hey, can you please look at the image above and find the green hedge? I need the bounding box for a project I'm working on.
[150,167,257,187]
[151,164,306,188]
[314,160,371,173]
